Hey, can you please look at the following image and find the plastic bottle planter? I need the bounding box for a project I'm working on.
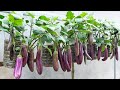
[42,45,54,67]
[3,39,21,68]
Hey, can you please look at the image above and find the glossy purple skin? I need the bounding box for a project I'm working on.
[63,51,71,72]
[36,48,43,75]
[67,47,72,68]
[21,45,28,67]
[97,46,102,61]
[13,55,23,79]
[115,47,118,61]
[58,47,66,72]
[78,43,83,64]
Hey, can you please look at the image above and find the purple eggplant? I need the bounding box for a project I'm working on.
[90,44,94,60]
[36,47,43,75]
[13,55,23,79]
[97,46,102,61]
[53,50,59,71]
[21,45,28,67]
[58,47,66,72]
[102,47,108,61]
[83,45,92,60]
[63,51,71,72]
[27,49,34,72]
[78,43,83,64]
[67,46,72,68]
[115,46,118,61]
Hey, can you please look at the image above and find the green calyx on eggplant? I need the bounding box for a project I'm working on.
[52,50,59,71]
[36,47,43,75]
[74,38,79,56]
[21,44,28,67]
[27,49,34,72]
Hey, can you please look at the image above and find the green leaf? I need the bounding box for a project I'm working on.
[33,30,44,35]
[67,30,74,37]
[43,46,52,56]
[104,40,111,44]
[101,45,105,52]
[0,15,5,19]
[75,18,83,23]
[39,15,50,21]
[53,16,58,21]
[8,14,14,23]
[27,12,35,18]
[42,26,58,36]
[14,19,23,26]
[66,11,75,20]
[57,36,66,43]
[0,21,2,26]
[78,29,91,33]
[46,34,55,42]
[60,31,68,36]
[15,26,25,32]
[0,27,9,33]
[118,40,120,46]
[80,12,88,18]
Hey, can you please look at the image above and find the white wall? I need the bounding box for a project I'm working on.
[1,11,120,79]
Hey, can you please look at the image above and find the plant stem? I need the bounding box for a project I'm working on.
[71,61,74,79]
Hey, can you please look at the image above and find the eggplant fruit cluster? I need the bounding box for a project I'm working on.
[13,45,43,79]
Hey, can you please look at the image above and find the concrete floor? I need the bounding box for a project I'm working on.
[0,67,14,79]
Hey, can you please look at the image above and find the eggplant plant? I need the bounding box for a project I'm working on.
[0,12,24,62]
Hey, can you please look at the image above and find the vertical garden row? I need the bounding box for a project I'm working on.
[0,11,120,79]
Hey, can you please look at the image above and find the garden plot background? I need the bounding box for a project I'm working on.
[0,11,120,79]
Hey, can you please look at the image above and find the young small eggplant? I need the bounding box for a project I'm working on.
[102,47,108,61]
[36,47,43,75]
[74,38,79,56]
[115,46,118,61]
[21,45,28,67]
[13,55,23,79]
[58,47,66,72]
[78,43,83,64]
[27,49,34,72]
[97,46,102,61]
[67,46,72,68]
[53,50,59,71]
